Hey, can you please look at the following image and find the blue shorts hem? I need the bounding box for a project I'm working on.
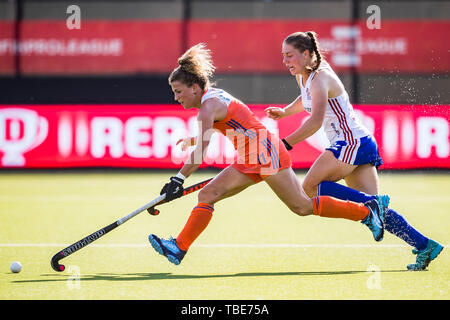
[326,135,383,169]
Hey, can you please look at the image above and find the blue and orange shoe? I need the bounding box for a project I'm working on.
[148,234,186,265]
[361,195,389,242]
[407,239,444,271]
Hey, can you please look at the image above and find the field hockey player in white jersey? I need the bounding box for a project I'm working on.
[265,31,443,270]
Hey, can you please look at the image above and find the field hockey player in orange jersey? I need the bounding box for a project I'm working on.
[148,43,389,265]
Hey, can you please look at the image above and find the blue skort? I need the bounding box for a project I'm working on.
[326,135,383,168]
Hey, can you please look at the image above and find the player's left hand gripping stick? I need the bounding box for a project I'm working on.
[147,178,212,215]
[50,178,212,272]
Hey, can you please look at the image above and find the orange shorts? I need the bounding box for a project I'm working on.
[231,135,292,183]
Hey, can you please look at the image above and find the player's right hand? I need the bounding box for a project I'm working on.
[264,107,285,120]
[176,137,196,151]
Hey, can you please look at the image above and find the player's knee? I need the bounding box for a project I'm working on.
[198,186,222,204]
[302,181,318,198]
[286,195,314,216]
[288,203,312,217]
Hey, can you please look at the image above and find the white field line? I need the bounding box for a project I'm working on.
[0,243,442,248]
[1,195,450,203]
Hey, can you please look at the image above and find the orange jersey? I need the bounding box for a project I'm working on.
[201,88,291,181]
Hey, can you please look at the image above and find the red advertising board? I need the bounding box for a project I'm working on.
[0,20,448,74]
[0,104,449,169]
[0,21,15,75]
[0,20,183,74]
[189,19,450,73]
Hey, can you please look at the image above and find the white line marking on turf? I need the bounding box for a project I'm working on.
[196,244,412,248]
[3,195,450,203]
[1,243,442,248]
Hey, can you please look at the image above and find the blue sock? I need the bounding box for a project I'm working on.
[384,208,429,250]
[318,181,429,250]
[318,181,375,203]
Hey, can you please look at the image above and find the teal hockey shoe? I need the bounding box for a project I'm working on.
[375,194,390,225]
[362,199,385,242]
[407,239,444,271]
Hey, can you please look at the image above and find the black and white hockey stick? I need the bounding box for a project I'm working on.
[50,178,212,272]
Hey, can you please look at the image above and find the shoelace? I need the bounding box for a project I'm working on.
[166,237,180,252]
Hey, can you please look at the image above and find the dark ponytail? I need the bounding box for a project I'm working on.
[306,31,322,71]
[284,31,323,71]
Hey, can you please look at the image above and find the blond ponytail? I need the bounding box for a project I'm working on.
[169,43,216,90]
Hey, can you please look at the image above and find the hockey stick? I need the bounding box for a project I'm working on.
[50,178,212,272]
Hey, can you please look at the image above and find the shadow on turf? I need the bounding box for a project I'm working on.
[12,269,410,283]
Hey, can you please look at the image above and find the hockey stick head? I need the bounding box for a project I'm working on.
[51,251,66,272]
[147,207,160,215]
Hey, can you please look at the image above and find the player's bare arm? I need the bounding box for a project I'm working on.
[284,72,328,146]
[265,94,304,120]
[180,99,225,178]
